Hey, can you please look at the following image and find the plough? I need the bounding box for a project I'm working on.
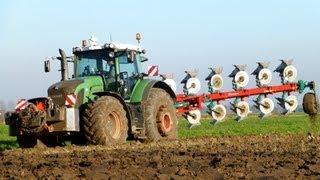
[160,60,317,126]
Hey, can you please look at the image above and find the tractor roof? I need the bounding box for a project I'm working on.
[73,35,143,54]
[73,42,142,54]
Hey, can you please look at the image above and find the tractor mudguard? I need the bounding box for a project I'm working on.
[130,80,176,103]
[151,81,176,100]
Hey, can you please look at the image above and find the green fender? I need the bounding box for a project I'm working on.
[130,79,176,103]
[74,76,105,107]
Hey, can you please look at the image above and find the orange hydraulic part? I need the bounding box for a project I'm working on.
[35,101,46,111]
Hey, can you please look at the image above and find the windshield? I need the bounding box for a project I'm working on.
[75,50,114,77]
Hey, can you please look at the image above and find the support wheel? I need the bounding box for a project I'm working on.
[17,135,37,148]
[143,88,178,142]
[303,92,318,116]
[82,96,128,145]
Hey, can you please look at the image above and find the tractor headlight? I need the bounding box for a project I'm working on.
[109,52,115,58]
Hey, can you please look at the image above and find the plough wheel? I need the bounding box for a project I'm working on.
[303,92,318,116]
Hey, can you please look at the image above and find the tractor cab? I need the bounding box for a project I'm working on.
[45,35,148,100]
[71,35,148,99]
[73,42,146,99]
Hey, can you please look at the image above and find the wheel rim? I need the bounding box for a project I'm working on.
[107,111,121,139]
[157,108,173,136]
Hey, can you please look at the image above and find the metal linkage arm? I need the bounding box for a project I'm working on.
[205,83,298,101]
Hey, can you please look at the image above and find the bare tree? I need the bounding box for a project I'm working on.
[0,100,5,122]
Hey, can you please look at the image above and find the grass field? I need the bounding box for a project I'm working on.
[0,122,18,151]
[0,114,319,151]
[179,114,320,138]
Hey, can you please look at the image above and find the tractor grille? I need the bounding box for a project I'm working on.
[49,93,65,107]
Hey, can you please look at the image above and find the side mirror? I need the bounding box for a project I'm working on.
[140,56,148,62]
[44,60,51,73]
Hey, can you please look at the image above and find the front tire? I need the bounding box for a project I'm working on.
[143,88,178,141]
[82,96,128,145]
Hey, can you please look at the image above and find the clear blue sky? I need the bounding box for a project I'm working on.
[0,0,319,106]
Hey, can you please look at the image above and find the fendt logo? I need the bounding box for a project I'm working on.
[65,95,77,107]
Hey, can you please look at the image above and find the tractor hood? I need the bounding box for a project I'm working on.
[47,76,105,107]
[48,79,84,107]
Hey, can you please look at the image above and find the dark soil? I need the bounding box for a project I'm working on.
[1,134,320,179]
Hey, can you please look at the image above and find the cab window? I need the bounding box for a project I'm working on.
[118,55,137,76]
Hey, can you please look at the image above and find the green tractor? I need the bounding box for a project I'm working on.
[5,35,178,148]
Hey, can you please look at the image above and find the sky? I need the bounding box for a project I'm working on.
[0,0,319,108]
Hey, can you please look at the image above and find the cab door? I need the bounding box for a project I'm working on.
[117,53,139,99]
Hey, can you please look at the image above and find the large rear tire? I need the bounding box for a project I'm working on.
[17,135,37,148]
[143,88,178,142]
[82,96,128,145]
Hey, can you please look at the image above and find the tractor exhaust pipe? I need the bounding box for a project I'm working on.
[58,49,68,81]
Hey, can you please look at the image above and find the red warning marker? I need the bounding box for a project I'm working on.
[15,99,28,111]
[65,94,77,107]
[147,65,159,76]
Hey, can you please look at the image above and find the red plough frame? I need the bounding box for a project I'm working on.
[175,83,298,114]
